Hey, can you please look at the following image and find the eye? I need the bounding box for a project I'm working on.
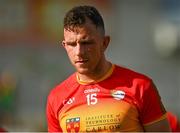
[81,41,94,45]
[66,42,76,47]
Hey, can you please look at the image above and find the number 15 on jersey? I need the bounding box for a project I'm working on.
[86,93,98,105]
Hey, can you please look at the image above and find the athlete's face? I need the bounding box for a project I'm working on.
[62,19,110,75]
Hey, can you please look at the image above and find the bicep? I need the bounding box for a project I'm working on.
[144,118,171,132]
[46,100,62,132]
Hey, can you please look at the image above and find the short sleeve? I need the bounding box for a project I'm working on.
[46,95,62,132]
[139,80,167,125]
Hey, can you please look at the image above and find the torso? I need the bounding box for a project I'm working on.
[48,64,165,132]
[59,85,144,132]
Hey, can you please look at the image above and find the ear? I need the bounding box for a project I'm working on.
[61,40,66,47]
[102,36,110,51]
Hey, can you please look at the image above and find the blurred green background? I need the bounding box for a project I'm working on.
[0,0,180,131]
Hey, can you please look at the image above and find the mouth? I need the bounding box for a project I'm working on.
[75,59,88,64]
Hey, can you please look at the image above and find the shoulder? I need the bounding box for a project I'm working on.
[113,64,155,100]
[47,73,77,104]
[114,64,152,84]
[46,73,78,120]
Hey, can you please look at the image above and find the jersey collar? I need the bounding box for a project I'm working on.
[76,64,115,85]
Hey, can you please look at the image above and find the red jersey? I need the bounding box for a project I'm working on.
[167,112,180,132]
[46,64,167,132]
[0,127,6,132]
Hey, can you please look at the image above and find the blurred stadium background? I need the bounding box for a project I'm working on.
[0,0,180,131]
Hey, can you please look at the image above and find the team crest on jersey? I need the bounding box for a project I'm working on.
[111,90,125,100]
[66,117,80,132]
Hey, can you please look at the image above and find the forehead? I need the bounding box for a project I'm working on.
[63,21,101,41]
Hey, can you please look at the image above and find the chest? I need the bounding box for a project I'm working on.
[58,86,144,132]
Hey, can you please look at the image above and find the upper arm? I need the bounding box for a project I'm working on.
[138,79,170,131]
[46,96,62,132]
[144,117,171,132]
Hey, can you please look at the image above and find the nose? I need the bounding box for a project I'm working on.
[75,43,85,56]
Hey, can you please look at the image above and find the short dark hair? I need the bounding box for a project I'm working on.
[63,5,105,35]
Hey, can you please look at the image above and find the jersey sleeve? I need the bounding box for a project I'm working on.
[139,80,167,125]
[46,95,62,132]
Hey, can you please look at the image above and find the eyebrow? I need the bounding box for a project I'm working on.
[78,38,94,43]
[65,38,94,44]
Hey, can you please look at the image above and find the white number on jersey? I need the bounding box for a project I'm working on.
[86,93,98,105]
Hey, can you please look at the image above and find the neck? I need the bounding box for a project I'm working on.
[77,61,112,83]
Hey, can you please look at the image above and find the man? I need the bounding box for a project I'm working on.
[46,5,171,132]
